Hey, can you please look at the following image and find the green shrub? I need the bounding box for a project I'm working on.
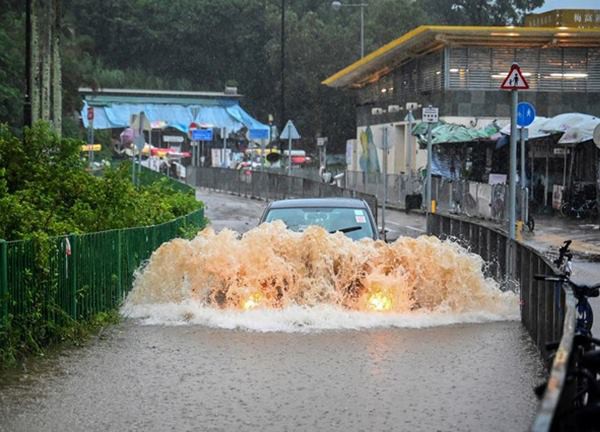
[0,122,203,241]
[0,122,206,367]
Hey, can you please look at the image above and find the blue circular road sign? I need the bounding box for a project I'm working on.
[517,102,536,127]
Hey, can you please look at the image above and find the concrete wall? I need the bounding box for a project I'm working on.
[354,122,427,174]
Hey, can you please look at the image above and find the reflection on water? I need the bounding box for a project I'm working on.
[123,222,517,330]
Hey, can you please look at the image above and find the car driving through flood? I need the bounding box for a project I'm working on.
[259,198,379,240]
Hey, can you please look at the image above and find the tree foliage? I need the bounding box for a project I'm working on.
[0,122,202,241]
[1,0,545,149]
[0,5,24,131]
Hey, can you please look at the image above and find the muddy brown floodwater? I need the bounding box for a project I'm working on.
[0,189,545,432]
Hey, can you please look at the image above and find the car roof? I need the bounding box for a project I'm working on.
[267,198,369,209]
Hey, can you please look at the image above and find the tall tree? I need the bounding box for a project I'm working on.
[2,0,546,148]
[421,0,545,25]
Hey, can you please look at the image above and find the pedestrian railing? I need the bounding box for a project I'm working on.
[427,212,574,432]
[189,167,379,221]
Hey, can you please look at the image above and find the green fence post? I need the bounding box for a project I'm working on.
[1,239,7,324]
[69,234,77,319]
[117,230,123,303]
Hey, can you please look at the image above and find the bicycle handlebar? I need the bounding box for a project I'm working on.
[553,239,572,268]
[534,274,600,297]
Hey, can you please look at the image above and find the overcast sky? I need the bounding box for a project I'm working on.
[533,0,599,12]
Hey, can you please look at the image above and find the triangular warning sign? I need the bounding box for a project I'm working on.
[280,120,301,140]
[500,64,529,90]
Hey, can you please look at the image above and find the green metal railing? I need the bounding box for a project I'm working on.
[0,209,204,327]
[0,166,203,334]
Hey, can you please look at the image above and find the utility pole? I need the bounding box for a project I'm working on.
[25,0,62,133]
[24,0,32,127]
[280,0,285,129]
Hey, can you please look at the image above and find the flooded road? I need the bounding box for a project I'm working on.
[1,322,542,432]
[0,189,544,431]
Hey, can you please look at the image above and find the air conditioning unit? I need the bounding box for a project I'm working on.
[388,105,401,113]
[371,107,385,115]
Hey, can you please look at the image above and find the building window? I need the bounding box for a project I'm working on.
[446,47,596,92]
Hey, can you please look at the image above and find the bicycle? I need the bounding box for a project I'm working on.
[560,199,598,220]
[533,240,600,430]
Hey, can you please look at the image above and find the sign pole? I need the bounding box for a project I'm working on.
[138,113,144,186]
[138,136,143,182]
[520,127,526,223]
[87,106,94,169]
[287,124,292,176]
[223,128,228,168]
[426,123,433,213]
[279,120,300,175]
[131,144,136,184]
[87,118,94,169]
[407,109,413,173]
[421,105,438,217]
[501,62,529,240]
[509,90,518,240]
[382,127,388,240]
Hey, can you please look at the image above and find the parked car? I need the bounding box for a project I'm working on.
[259,198,379,240]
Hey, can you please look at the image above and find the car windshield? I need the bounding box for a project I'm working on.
[264,207,374,240]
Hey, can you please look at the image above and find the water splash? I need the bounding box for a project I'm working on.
[122,222,518,331]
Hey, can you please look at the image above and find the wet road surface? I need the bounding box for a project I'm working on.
[1,322,542,432]
[0,189,545,431]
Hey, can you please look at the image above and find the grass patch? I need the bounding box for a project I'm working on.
[0,309,121,369]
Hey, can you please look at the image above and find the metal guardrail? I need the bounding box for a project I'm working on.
[344,171,529,224]
[0,210,205,327]
[426,212,576,432]
[345,170,422,209]
[0,167,205,338]
[188,167,379,221]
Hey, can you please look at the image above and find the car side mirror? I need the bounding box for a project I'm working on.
[385,233,399,243]
[379,226,388,241]
[379,227,399,243]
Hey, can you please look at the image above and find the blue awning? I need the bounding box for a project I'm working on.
[81,101,268,133]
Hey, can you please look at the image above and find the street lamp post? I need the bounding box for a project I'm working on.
[280,0,286,127]
[331,1,367,58]
[24,0,32,127]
